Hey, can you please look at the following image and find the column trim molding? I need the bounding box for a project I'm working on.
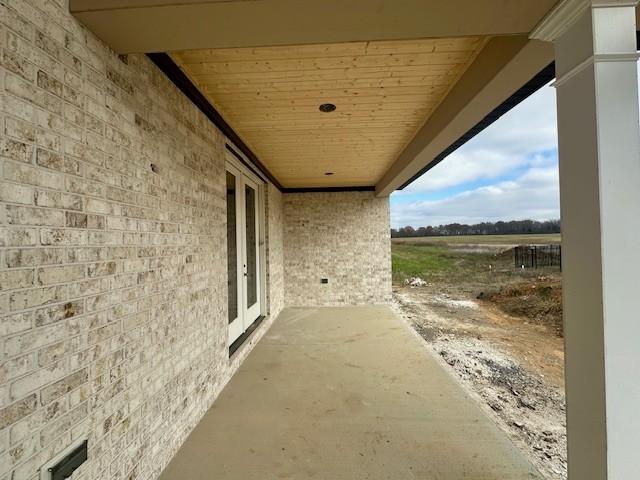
[530,0,590,42]
[553,56,594,87]
[591,0,639,6]
[553,52,640,87]
[532,0,640,42]
[593,52,640,61]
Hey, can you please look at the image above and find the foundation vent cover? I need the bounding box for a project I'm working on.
[41,439,88,480]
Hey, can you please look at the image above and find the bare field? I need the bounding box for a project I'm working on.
[392,238,566,479]
[393,233,561,246]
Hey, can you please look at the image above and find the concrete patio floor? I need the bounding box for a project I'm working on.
[159,306,541,479]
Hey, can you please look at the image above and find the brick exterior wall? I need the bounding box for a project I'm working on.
[283,191,392,307]
[266,185,284,317]
[0,2,284,479]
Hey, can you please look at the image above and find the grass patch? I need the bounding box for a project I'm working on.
[391,245,454,281]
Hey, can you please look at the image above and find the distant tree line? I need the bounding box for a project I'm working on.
[391,219,561,238]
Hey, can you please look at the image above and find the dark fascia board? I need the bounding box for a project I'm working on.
[399,62,556,190]
[282,186,376,193]
[146,52,284,191]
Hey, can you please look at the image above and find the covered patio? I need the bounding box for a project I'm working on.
[159,306,540,480]
[1,1,639,480]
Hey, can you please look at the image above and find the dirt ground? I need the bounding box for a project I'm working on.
[392,239,566,479]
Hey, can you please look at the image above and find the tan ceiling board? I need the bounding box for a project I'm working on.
[190,65,459,83]
[253,145,402,152]
[227,119,421,129]
[174,42,371,63]
[176,38,481,63]
[201,78,455,94]
[238,125,414,132]
[225,107,431,122]
[201,84,456,98]
[171,36,487,187]
[211,96,445,113]
[179,52,473,76]
[226,106,433,118]
[227,114,432,126]
[203,93,449,110]
[254,135,402,143]
[219,110,430,124]
[216,93,444,103]
[224,101,439,112]
[197,79,456,94]
[232,115,432,126]
[204,86,456,102]
[364,38,483,55]
[253,138,404,147]
[254,136,403,143]
[251,136,413,146]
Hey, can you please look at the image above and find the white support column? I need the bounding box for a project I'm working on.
[534,1,640,479]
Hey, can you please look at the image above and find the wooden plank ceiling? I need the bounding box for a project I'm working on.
[171,37,487,188]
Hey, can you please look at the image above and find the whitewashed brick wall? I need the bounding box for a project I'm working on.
[266,185,284,317]
[283,191,392,307]
[0,1,284,479]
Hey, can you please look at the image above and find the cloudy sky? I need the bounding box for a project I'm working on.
[390,82,559,229]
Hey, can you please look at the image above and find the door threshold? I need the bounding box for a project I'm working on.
[229,316,265,357]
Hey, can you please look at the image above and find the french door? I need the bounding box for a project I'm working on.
[226,160,262,346]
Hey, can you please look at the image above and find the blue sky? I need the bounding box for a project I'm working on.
[390,81,560,228]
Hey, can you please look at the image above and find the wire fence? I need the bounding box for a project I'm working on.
[514,245,562,269]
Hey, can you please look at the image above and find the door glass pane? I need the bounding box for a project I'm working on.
[226,172,237,323]
[245,185,257,308]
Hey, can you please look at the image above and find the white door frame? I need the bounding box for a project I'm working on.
[242,174,261,328]
[226,162,244,346]
[225,148,265,347]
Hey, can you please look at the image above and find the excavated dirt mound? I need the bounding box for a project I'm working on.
[479,276,563,337]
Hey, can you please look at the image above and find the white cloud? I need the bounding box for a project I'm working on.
[397,83,558,195]
[391,165,560,228]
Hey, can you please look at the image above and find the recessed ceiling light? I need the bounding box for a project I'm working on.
[324,172,334,176]
[319,103,336,113]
